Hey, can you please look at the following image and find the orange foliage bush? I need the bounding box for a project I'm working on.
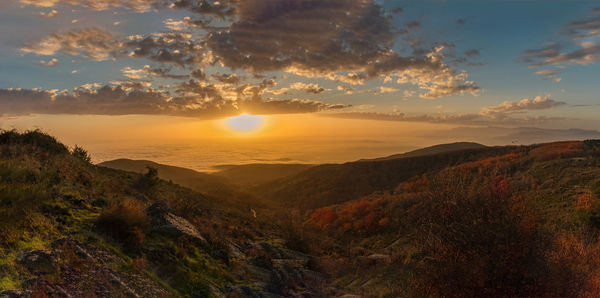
[309,197,390,234]
[96,199,148,253]
[529,141,583,161]
[457,152,522,173]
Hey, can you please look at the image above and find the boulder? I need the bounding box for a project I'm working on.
[0,290,26,298]
[146,201,206,243]
[16,250,56,275]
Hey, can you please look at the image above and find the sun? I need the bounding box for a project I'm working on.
[226,113,265,133]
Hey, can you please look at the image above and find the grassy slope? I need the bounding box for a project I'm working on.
[0,131,317,297]
[4,130,600,297]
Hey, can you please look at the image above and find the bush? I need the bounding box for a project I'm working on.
[0,129,68,155]
[409,171,547,297]
[96,199,148,253]
[135,166,160,192]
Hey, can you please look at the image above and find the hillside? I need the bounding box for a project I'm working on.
[254,145,513,209]
[4,130,600,297]
[98,159,237,198]
[0,131,326,297]
[299,140,600,296]
[212,163,314,187]
[361,142,487,161]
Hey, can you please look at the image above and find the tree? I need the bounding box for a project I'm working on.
[72,145,91,163]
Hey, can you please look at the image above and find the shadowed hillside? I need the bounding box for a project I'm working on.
[254,145,513,209]
[212,163,314,187]
[360,141,487,161]
[98,158,237,198]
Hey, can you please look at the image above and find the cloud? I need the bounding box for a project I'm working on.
[290,82,326,94]
[242,98,350,115]
[0,84,350,118]
[534,69,562,82]
[21,28,122,61]
[481,96,566,119]
[403,90,415,97]
[323,111,564,126]
[464,49,480,57]
[17,0,155,12]
[212,73,242,85]
[337,85,354,95]
[325,111,482,124]
[121,65,189,80]
[355,104,375,110]
[39,58,59,66]
[405,21,421,29]
[521,8,600,75]
[201,0,478,97]
[125,31,208,66]
[39,9,58,18]
[17,0,481,111]
[374,86,399,94]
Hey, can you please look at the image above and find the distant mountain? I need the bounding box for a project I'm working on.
[212,163,314,186]
[360,142,487,161]
[98,158,236,197]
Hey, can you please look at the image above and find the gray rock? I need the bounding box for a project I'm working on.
[146,201,206,243]
[0,290,26,298]
[16,250,56,274]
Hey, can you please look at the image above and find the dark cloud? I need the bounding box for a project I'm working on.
[212,73,242,85]
[0,84,349,118]
[405,21,421,29]
[18,0,481,105]
[125,32,206,67]
[464,49,480,57]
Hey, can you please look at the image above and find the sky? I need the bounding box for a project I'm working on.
[1,0,600,170]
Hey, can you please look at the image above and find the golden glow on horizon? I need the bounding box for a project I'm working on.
[225,114,265,133]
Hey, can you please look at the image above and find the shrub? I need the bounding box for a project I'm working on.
[134,166,160,192]
[409,171,547,297]
[96,199,148,253]
[0,129,68,155]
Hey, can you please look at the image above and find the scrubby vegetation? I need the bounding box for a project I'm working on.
[298,139,600,296]
[3,129,600,297]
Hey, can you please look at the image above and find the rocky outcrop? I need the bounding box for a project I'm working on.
[16,250,56,275]
[0,290,26,298]
[146,201,206,243]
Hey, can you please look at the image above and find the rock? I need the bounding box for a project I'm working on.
[22,278,70,297]
[228,286,281,298]
[146,201,206,243]
[0,290,26,298]
[16,250,57,275]
[107,272,140,298]
[365,254,391,261]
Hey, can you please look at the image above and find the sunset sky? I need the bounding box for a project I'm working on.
[1,0,599,169]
